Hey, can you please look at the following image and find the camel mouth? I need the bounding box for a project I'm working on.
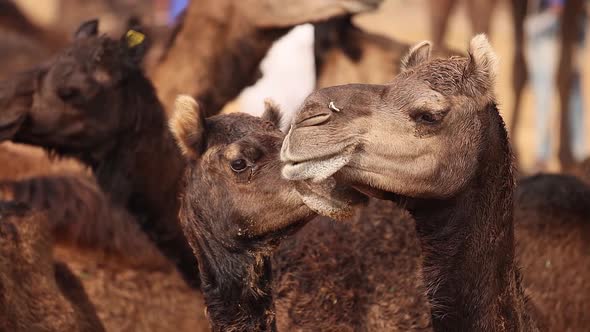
[281,143,357,182]
[294,177,367,221]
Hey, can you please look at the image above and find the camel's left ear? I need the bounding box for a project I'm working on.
[463,34,499,96]
[261,99,282,128]
[401,41,432,71]
[170,95,207,160]
[121,28,149,65]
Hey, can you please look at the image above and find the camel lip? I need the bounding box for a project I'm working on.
[281,143,357,182]
[282,153,350,182]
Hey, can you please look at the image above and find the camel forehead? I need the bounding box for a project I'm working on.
[205,113,283,147]
[55,36,127,69]
[406,57,469,95]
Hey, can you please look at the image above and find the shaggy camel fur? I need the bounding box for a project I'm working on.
[0,190,209,332]
[0,202,105,332]
[282,35,539,331]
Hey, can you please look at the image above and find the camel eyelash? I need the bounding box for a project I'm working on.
[409,108,449,125]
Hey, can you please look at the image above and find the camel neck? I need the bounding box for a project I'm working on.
[88,75,185,219]
[196,237,277,332]
[408,109,535,331]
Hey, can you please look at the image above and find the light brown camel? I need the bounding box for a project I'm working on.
[282,35,539,331]
[0,202,105,332]
[150,0,383,114]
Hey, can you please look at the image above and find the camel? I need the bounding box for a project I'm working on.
[281,35,540,330]
[0,186,208,332]
[150,0,383,114]
[0,201,105,332]
[1,19,199,287]
[170,95,434,331]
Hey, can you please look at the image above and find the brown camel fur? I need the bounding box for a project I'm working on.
[514,173,590,330]
[150,0,383,114]
[0,202,105,332]
[282,35,539,331]
[0,195,209,332]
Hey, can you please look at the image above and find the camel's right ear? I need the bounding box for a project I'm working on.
[261,99,283,128]
[74,19,99,39]
[170,95,207,160]
[401,41,432,71]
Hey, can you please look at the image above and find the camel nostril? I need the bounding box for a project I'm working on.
[57,86,81,102]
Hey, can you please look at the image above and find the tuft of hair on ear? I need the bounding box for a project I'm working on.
[401,41,432,71]
[261,98,283,128]
[74,19,99,39]
[169,95,206,160]
[464,34,499,91]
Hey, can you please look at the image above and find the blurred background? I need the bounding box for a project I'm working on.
[9,0,590,172]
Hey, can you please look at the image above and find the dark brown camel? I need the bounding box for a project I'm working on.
[170,95,367,331]
[282,35,539,330]
[0,202,105,332]
[1,19,199,287]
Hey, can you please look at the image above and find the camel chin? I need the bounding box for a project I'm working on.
[294,177,366,221]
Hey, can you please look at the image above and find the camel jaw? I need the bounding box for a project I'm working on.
[294,177,366,221]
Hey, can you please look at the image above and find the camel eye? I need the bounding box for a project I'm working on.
[418,113,436,124]
[230,159,248,172]
[410,109,446,125]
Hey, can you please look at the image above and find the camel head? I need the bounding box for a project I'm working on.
[282,35,499,199]
[170,96,363,250]
[10,19,150,156]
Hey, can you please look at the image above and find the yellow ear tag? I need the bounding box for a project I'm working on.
[126,30,145,48]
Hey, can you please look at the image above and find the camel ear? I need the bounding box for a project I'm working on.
[74,19,99,39]
[401,41,431,71]
[261,99,282,128]
[170,95,207,160]
[463,34,498,96]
